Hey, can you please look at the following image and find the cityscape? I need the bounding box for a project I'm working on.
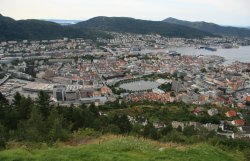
[1,0,250,160]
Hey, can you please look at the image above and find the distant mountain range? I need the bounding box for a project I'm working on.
[163,17,250,37]
[1,14,250,41]
[0,14,111,41]
[75,16,214,38]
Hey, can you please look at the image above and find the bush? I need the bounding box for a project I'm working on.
[72,128,101,140]
[0,138,5,149]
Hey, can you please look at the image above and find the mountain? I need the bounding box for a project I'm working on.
[75,16,215,38]
[0,14,111,41]
[163,17,250,37]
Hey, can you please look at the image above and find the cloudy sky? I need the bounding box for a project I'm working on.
[0,0,249,26]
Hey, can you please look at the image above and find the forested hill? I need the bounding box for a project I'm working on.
[163,17,250,37]
[0,14,111,41]
[75,16,216,38]
[0,14,216,41]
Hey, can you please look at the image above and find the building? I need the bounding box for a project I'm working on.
[171,80,185,93]
[231,119,245,126]
[207,108,219,116]
[225,110,237,117]
[65,90,79,101]
[53,85,66,101]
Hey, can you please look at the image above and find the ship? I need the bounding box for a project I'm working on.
[197,46,217,51]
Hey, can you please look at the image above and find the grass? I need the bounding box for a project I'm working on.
[0,135,244,161]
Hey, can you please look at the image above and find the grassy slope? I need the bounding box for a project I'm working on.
[0,136,243,161]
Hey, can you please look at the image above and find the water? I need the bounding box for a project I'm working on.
[140,46,250,64]
[120,80,160,92]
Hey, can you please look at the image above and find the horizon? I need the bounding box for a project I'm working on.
[0,0,250,26]
[1,14,250,28]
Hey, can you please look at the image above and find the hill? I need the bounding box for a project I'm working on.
[163,17,250,37]
[0,136,243,161]
[0,14,111,41]
[75,16,215,38]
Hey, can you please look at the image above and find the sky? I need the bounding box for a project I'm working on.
[0,0,250,26]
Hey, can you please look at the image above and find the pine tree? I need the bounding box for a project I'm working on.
[18,107,46,142]
[46,108,70,142]
[36,91,51,118]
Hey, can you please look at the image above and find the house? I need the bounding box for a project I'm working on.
[203,123,219,131]
[219,124,235,133]
[171,121,203,130]
[225,110,237,117]
[231,119,245,126]
[207,108,219,116]
[93,91,101,97]
[237,103,246,109]
[245,96,250,102]
[153,122,166,129]
[192,107,205,116]
[238,126,250,134]
[171,121,185,130]
[101,86,111,95]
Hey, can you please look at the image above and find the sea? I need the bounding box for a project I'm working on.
[140,46,250,64]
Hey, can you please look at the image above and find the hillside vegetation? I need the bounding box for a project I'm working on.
[0,14,214,41]
[0,14,111,41]
[163,17,250,37]
[76,16,215,38]
[0,136,244,161]
[1,92,250,160]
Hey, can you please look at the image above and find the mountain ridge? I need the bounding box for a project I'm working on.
[2,14,250,41]
[163,17,250,37]
[75,16,215,38]
[0,14,111,41]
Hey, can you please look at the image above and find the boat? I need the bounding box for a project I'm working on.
[204,47,217,51]
[197,46,217,51]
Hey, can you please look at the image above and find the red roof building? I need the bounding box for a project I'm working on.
[232,119,245,126]
[245,96,250,102]
[101,86,110,95]
[225,110,237,117]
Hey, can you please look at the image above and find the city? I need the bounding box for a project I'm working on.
[1,0,250,160]
[1,34,250,140]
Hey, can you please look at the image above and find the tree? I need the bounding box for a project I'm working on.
[36,91,51,118]
[0,92,8,105]
[12,92,22,109]
[183,125,197,136]
[161,125,173,135]
[46,108,71,142]
[143,123,159,140]
[170,92,176,97]
[194,88,199,94]
[18,107,47,142]
[112,114,132,134]
[159,83,172,92]
[0,123,6,149]
[89,103,99,117]
[71,107,85,131]
[131,123,143,135]
[14,94,33,120]
[0,93,8,123]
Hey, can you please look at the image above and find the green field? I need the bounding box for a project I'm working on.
[0,136,243,161]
